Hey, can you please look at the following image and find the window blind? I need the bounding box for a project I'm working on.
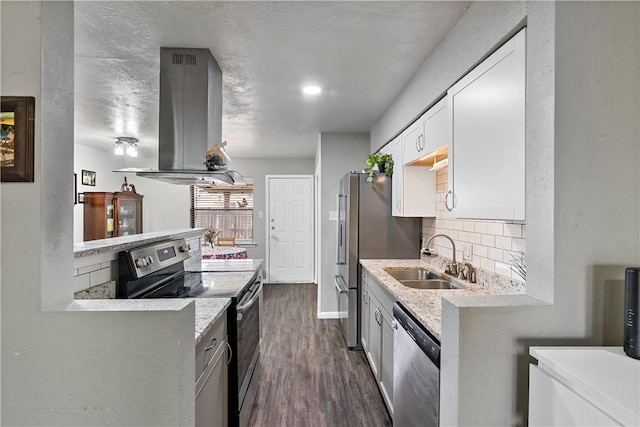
[191,181,254,240]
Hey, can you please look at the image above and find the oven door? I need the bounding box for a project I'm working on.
[236,276,261,427]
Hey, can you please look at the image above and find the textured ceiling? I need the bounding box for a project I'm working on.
[74,1,470,159]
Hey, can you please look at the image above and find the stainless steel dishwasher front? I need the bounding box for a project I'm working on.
[392,302,440,426]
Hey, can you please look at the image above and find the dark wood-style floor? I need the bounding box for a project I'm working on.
[248,283,392,427]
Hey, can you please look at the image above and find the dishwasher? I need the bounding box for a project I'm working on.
[393,302,440,426]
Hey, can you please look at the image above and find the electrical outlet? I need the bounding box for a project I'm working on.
[329,211,338,221]
[463,243,472,260]
[258,211,264,218]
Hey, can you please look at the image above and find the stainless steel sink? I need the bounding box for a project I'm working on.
[399,279,462,290]
[384,268,440,281]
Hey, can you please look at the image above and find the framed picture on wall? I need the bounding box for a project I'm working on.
[81,169,96,186]
[1,96,35,182]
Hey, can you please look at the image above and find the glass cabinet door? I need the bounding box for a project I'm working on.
[106,199,115,238]
[117,199,137,236]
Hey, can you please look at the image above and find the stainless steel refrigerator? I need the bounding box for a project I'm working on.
[334,172,421,348]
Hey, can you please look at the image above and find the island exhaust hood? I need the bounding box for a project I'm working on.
[119,48,245,186]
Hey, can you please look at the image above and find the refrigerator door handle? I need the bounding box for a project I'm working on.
[336,194,347,265]
[334,275,348,294]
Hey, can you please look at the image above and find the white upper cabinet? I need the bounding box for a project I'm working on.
[390,135,404,217]
[446,28,526,221]
[391,134,436,217]
[422,97,449,156]
[403,97,449,166]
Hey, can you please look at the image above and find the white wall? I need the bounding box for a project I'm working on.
[371,1,640,424]
[318,133,370,316]
[2,3,195,425]
[229,157,315,261]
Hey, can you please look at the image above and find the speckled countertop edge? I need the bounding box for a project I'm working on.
[360,259,498,341]
[193,298,231,344]
[74,228,204,258]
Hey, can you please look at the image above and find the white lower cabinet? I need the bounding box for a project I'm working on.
[361,268,397,418]
[379,309,394,414]
[529,365,618,427]
[529,347,639,426]
[195,312,228,427]
[361,273,370,353]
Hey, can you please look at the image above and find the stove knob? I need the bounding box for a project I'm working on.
[135,258,146,268]
[179,245,190,253]
[146,256,154,265]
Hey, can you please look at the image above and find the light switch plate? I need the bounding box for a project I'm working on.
[462,243,472,260]
[329,211,338,221]
[258,211,264,218]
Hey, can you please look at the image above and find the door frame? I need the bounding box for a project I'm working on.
[264,175,315,283]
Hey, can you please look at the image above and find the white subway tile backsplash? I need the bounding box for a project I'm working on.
[504,224,522,238]
[473,244,488,258]
[463,221,475,232]
[512,238,526,252]
[481,234,495,247]
[495,236,512,250]
[474,222,488,234]
[487,222,504,236]
[457,231,469,242]
[78,263,102,275]
[494,261,513,279]
[521,226,526,239]
[481,257,495,271]
[468,233,482,244]
[90,267,112,287]
[453,221,465,231]
[487,247,504,262]
[73,274,90,292]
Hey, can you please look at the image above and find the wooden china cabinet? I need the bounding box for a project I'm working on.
[83,191,143,241]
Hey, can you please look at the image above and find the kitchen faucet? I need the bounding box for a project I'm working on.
[421,234,459,277]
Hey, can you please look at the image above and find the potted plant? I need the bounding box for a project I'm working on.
[364,153,394,182]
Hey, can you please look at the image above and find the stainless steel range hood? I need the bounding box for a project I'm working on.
[119,48,245,186]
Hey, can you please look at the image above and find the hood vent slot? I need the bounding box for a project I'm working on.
[172,53,183,65]
[185,54,197,65]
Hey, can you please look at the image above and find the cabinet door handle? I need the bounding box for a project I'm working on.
[364,290,368,304]
[396,199,401,213]
[205,337,218,352]
[445,190,453,212]
[415,137,420,153]
[226,341,233,365]
[418,135,424,152]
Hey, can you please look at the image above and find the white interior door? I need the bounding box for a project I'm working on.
[267,176,314,283]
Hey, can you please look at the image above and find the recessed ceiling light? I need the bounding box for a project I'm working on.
[302,85,322,95]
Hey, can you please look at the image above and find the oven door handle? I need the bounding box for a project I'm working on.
[237,280,262,314]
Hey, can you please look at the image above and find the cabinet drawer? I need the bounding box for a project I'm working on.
[367,274,397,317]
[195,312,227,382]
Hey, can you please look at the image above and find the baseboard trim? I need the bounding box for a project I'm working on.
[317,311,341,319]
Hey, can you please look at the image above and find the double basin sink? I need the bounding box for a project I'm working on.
[383,267,463,290]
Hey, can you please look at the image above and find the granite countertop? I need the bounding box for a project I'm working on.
[193,298,231,344]
[187,258,264,273]
[360,259,498,340]
[74,228,204,258]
